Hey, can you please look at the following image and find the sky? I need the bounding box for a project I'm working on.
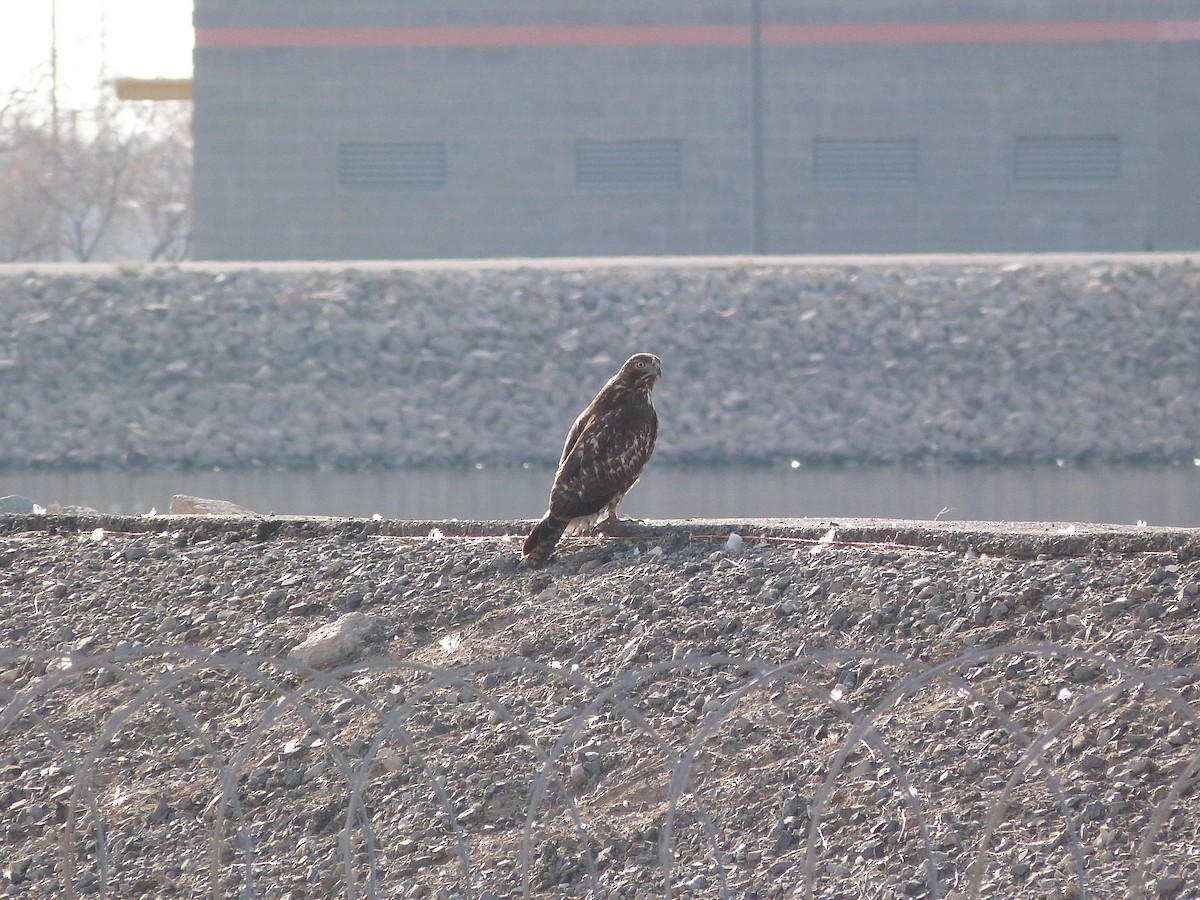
[1,0,193,108]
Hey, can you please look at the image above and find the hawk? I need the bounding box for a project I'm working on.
[523,353,662,567]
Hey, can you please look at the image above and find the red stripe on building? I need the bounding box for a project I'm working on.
[194,20,1199,49]
[1158,19,1200,40]
[762,20,1159,45]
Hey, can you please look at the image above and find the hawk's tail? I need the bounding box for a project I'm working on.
[523,514,569,568]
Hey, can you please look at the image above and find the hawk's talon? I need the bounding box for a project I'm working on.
[593,516,645,536]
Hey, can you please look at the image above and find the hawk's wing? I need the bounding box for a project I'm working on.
[558,407,595,467]
[550,393,657,521]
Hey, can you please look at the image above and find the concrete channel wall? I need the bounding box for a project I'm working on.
[1,255,1197,469]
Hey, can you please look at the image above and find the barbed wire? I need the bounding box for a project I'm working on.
[1,642,1198,898]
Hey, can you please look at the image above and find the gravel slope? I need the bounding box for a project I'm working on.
[1,513,1199,898]
[2,256,1198,468]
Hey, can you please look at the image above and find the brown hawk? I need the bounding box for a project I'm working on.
[523,353,661,567]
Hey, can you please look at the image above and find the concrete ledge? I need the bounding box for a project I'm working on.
[2,250,1198,276]
[3,514,1198,561]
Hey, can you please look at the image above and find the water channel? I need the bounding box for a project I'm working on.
[4,463,1199,527]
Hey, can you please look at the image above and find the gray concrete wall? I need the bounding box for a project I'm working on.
[1,256,1197,469]
[764,40,1156,253]
[191,2,1200,259]
[1157,42,1200,248]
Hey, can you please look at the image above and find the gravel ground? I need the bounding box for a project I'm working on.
[2,256,1198,468]
[1,513,1199,899]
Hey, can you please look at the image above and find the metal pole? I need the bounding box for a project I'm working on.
[50,0,61,261]
[750,0,766,254]
[50,0,59,138]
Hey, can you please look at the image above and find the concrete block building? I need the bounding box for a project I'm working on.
[191,2,1200,259]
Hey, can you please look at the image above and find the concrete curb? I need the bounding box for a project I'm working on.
[4,514,1198,561]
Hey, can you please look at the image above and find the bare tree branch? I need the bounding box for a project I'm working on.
[0,81,192,261]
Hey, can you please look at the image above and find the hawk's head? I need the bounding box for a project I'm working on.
[619,353,662,390]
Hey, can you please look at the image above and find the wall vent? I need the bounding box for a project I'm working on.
[1014,136,1120,181]
[575,139,681,187]
[813,138,919,185]
[339,142,446,188]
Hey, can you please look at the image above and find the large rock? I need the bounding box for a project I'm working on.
[169,494,257,516]
[288,612,382,669]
